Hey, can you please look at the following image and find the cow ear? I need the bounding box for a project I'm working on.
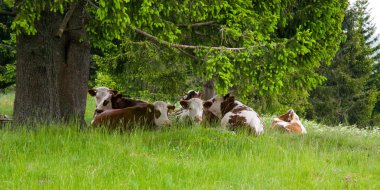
[88,89,96,96]
[203,101,212,109]
[180,100,189,109]
[167,105,175,112]
[223,93,230,100]
[115,93,122,99]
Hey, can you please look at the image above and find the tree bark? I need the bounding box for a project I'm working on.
[203,78,216,100]
[14,2,90,124]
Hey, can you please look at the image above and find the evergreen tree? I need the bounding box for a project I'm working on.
[308,0,379,127]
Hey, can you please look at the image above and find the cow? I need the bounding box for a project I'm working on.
[203,94,265,135]
[178,98,205,124]
[88,87,117,108]
[92,91,148,115]
[181,90,202,100]
[270,109,307,134]
[92,101,175,130]
[174,90,218,125]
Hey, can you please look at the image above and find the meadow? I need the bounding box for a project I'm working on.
[0,93,380,189]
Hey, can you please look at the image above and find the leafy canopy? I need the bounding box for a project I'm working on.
[11,0,347,105]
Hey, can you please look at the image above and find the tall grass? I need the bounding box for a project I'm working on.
[0,92,379,189]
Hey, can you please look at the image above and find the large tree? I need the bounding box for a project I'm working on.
[308,0,380,127]
[6,0,347,123]
[92,0,348,113]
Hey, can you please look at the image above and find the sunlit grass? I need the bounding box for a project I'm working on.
[0,93,14,116]
[0,92,379,189]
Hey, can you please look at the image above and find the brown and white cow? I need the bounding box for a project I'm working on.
[92,101,175,130]
[270,109,306,134]
[174,90,218,125]
[178,98,206,124]
[91,91,148,115]
[88,87,117,108]
[204,94,265,135]
[181,90,202,100]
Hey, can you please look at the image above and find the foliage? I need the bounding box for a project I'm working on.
[307,0,379,127]
[93,39,199,102]
[0,0,16,91]
[8,0,349,118]
[91,0,347,114]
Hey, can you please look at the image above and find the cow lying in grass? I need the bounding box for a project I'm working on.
[270,109,306,134]
[178,98,206,124]
[88,87,147,116]
[174,90,218,125]
[88,87,116,107]
[92,101,175,130]
[204,94,265,135]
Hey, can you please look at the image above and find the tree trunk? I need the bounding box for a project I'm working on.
[203,78,216,100]
[14,2,90,124]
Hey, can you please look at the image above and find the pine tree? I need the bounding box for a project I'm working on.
[308,0,380,127]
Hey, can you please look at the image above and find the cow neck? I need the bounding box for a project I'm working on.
[221,101,238,117]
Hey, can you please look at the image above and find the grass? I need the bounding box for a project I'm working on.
[1,92,380,189]
[0,92,14,116]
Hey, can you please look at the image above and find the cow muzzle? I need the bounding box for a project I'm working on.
[195,115,202,123]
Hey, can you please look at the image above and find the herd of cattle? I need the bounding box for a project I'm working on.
[88,87,307,135]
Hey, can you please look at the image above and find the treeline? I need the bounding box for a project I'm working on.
[1,0,379,127]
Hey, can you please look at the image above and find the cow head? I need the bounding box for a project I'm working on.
[88,87,117,106]
[88,87,118,115]
[152,101,175,127]
[180,98,204,123]
[278,109,298,122]
[202,93,230,119]
[181,90,202,101]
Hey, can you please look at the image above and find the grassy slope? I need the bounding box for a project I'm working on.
[0,93,379,189]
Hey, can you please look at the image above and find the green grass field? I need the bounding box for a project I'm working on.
[1,93,380,189]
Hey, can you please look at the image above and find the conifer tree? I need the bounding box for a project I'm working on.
[308,0,380,127]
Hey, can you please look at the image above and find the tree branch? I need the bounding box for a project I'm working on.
[175,47,199,60]
[132,26,251,50]
[177,21,217,27]
[55,2,78,38]
[0,9,17,16]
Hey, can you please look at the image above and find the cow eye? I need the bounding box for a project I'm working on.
[103,100,109,106]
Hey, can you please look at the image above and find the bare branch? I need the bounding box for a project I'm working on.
[55,2,78,38]
[132,26,251,50]
[177,21,217,27]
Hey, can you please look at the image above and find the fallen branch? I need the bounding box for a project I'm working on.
[55,2,78,38]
